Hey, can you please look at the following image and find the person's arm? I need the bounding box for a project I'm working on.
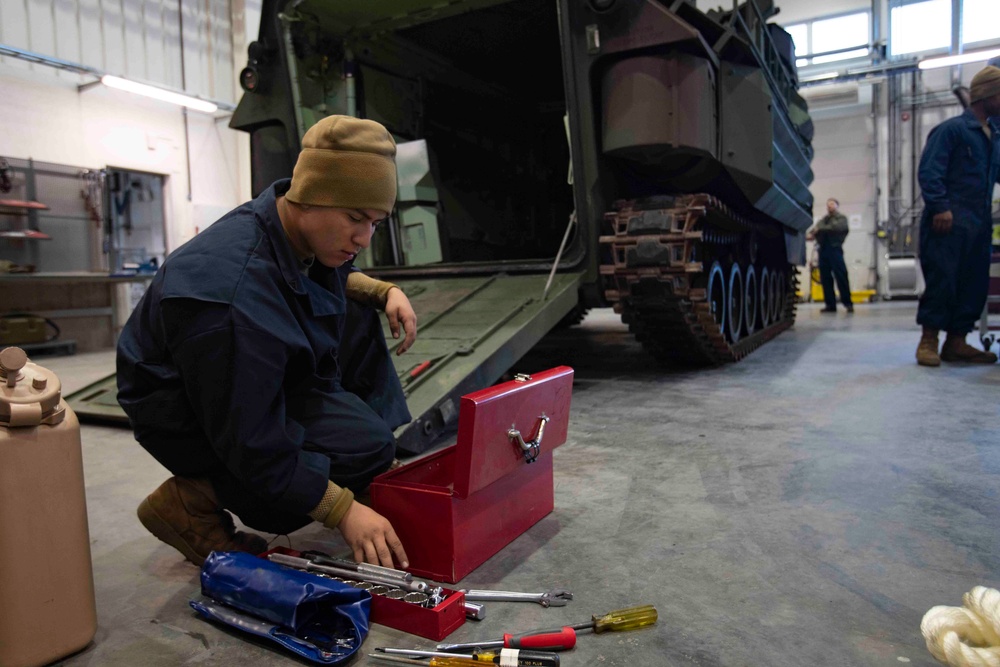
[994,127,1000,184]
[346,271,417,354]
[346,271,397,308]
[918,124,956,218]
[308,481,408,567]
[810,217,832,241]
[830,214,849,235]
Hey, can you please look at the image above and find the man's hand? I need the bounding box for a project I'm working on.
[806,230,816,241]
[932,210,953,234]
[337,501,409,569]
[385,287,417,355]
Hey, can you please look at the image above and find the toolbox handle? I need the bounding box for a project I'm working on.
[508,414,550,464]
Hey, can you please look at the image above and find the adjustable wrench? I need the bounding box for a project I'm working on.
[460,588,573,607]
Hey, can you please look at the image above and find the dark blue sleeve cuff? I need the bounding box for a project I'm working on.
[925,200,951,216]
[276,449,331,516]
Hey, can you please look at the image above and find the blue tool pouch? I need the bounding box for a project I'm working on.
[190,551,371,664]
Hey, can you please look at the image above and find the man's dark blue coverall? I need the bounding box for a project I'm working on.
[117,180,411,534]
[814,212,852,310]
[917,109,1000,333]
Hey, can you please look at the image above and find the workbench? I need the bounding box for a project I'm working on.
[0,272,153,353]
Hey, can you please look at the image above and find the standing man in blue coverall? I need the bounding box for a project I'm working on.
[117,116,417,568]
[807,198,854,313]
[915,66,1000,367]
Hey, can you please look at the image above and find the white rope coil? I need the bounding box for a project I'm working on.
[922,587,1000,666]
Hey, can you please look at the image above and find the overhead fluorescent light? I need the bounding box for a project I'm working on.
[801,72,840,83]
[918,48,1000,70]
[100,75,218,113]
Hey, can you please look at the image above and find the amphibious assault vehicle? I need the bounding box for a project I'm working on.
[70,0,815,453]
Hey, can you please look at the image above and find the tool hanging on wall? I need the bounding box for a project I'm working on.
[79,170,103,229]
[0,158,12,194]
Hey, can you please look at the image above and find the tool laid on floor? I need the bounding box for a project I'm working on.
[460,588,573,607]
[436,604,658,653]
[464,601,486,621]
[436,627,576,652]
[370,654,479,666]
[566,604,658,634]
[376,647,560,666]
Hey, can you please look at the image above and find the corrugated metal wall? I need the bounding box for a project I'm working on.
[0,0,236,104]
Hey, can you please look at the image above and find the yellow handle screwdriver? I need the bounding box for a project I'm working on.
[582,604,658,633]
[529,604,656,636]
[495,604,656,648]
[370,653,479,666]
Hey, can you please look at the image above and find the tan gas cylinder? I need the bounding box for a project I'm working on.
[0,347,97,667]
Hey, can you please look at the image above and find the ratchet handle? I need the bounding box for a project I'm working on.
[504,627,576,651]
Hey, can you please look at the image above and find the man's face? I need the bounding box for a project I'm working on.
[296,206,388,267]
[826,199,838,215]
[984,91,1000,118]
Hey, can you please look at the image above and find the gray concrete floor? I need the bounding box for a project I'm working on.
[38,301,1000,666]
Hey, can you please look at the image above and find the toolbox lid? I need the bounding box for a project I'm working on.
[453,366,574,499]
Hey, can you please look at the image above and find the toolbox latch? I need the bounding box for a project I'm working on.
[508,414,550,464]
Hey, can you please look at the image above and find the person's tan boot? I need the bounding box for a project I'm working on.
[940,334,998,364]
[136,477,268,566]
[916,328,941,367]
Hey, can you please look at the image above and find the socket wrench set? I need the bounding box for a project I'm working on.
[262,547,469,640]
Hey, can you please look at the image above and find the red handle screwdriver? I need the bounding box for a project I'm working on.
[437,626,576,652]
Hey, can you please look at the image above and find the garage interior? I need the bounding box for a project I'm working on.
[37,305,1000,666]
[1,0,999,666]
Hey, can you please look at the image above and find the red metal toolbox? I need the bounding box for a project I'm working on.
[262,547,467,641]
[371,366,574,584]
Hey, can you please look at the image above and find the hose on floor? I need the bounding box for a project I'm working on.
[922,586,1000,666]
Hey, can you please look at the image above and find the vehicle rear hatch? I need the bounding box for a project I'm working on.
[69,0,586,453]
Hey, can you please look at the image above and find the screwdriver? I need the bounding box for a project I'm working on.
[377,647,560,666]
[437,605,657,653]
[370,653,479,667]
[436,626,577,652]
[571,604,658,634]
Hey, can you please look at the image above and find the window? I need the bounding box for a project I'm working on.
[811,13,870,64]
[782,12,870,68]
[963,0,1000,46]
[785,23,809,68]
[890,0,951,55]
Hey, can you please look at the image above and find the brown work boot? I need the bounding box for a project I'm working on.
[940,335,998,364]
[136,477,268,566]
[916,328,941,367]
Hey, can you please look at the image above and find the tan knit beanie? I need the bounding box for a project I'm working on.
[970,66,1000,104]
[286,115,397,212]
